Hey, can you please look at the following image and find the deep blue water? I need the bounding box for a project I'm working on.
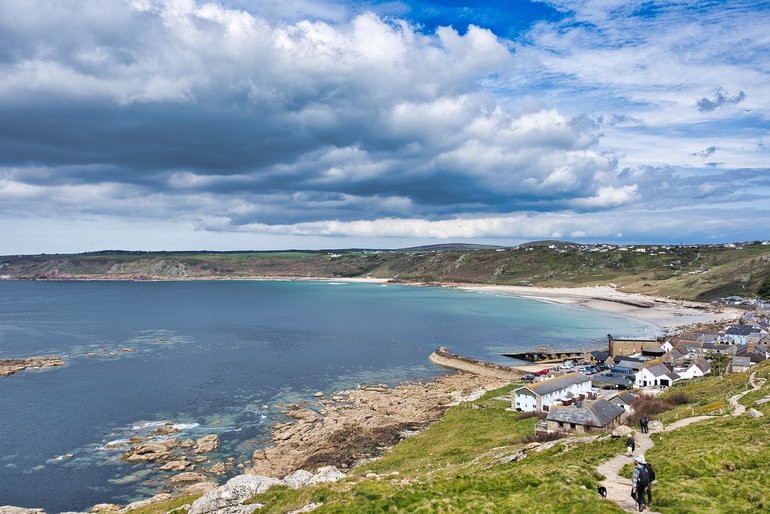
[0,280,657,511]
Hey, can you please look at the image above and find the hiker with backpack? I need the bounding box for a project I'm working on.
[631,454,655,511]
[640,416,649,434]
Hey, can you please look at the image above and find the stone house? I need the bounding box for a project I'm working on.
[608,392,637,413]
[728,356,754,373]
[545,399,625,434]
[607,334,664,358]
[512,372,592,412]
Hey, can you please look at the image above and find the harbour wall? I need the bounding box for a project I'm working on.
[429,346,525,380]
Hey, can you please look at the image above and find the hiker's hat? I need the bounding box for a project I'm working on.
[634,454,646,464]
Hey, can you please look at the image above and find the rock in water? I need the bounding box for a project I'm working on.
[0,508,47,514]
[188,475,284,514]
[121,443,171,462]
[195,434,219,454]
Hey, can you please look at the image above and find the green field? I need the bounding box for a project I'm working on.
[130,361,770,513]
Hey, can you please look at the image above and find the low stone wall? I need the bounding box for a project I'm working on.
[429,347,524,380]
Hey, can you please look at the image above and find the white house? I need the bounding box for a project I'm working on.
[720,325,767,345]
[673,358,711,380]
[513,373,592,412]
[635,363,681,388]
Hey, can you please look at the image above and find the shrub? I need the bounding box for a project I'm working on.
[515,411,547,420]
[628,393,673,424]
[665,391,692,405]
[519,431,564,444]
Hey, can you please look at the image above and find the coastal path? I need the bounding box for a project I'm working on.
[728,371,764,416]
[598,371,764,513]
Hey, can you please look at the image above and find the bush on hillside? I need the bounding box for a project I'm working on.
[628,393,673,424]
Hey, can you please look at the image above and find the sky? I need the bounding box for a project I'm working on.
[1,0,769,254]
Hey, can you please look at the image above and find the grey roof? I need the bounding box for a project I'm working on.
[524,372,590,396]
[616,359,643,370]
[725,325,755,336]
[609,392,636,405]
[546,399,625,428]
[692,357,711,373]
[642,363,680,381]
[666,349,685,360]
[697,333,719,343]
[592,374,634,386]
[587,350,610,361]
[702,343,732,351]
[731,356,754,367]
[613,355,644,364]
[734,345,769,362]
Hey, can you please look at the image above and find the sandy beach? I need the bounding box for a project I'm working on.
[454,284,743,333]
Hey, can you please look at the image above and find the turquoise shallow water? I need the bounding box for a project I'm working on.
[0,280,657,510]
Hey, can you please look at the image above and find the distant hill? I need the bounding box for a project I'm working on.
[1,242,769,301]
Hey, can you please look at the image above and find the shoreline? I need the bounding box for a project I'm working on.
[2,275,743,332]
[0,278,748,511]
[451,284,743,333]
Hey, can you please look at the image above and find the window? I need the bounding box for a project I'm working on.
[570,423,577,429]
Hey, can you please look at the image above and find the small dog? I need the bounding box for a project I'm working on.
[597,485,608,498]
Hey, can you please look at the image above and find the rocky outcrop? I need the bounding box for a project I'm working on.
[188,475,283,514]
[252,372,507,477]
[0,357,64,377]
[611,425,633,437]
[195,434,219,454]
[0,508,46,514]
[121,443,172,463]
[283,470,315,489]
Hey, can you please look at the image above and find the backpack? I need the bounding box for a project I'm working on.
[644,462,655,482]
[637,464,651,487]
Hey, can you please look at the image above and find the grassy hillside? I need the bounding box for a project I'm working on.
[131,360,770,513]
[2,242,770,301]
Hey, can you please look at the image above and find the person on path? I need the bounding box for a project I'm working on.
[640,416,649,434]
[643,461,655,506]
[626,432,636,456]
[632,454,651,511]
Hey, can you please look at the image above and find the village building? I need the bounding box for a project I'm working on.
[719,324,768,345]
[607,392,637,413]
[734,342,769,363]
[699,343,735,356]
[635,363,681,388]
[607,334,664,357]
[544,399,625,433]
[672,357,711,380]
[584,350,612,366]
[661,348,686,363]
[727,356,754,374]
[512,372,592,412]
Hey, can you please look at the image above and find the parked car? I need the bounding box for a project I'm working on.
[534,368,550,376]
[559,362,574,370]
[522,373,535,381]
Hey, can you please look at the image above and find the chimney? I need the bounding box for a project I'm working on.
[747,338,756,354]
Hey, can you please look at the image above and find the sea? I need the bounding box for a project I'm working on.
[0,280,658,511]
